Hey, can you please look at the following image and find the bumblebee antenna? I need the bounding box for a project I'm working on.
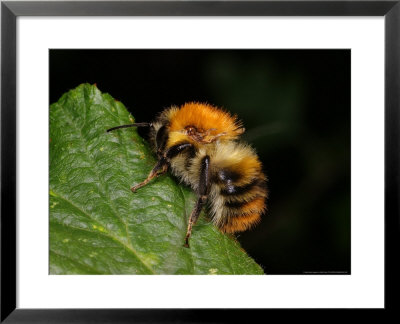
[106,122,153,133]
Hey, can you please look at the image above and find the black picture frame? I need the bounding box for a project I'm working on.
[1,0,399,322]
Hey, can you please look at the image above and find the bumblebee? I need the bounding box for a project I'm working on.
[107,102,268,247]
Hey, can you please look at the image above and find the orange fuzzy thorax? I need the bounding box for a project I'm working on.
[168,102,243,142]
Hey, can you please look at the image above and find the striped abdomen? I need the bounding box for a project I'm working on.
[208,143,268,233]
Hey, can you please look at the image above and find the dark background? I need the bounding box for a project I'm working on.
[50,49,350,274]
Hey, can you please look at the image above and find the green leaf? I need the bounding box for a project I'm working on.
[49,83,264,275]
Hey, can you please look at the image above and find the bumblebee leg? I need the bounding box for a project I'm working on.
[184,155,210,248]
[165,142,193,159]
[155,125,168,158]
[131,142,193,193]
[131,158,168,192]
[184,195,207,248]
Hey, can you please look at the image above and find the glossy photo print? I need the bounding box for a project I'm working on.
[49,50,350,275]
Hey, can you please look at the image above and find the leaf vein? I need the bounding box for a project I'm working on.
[60,99,133,252]
[50,189,155,274]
